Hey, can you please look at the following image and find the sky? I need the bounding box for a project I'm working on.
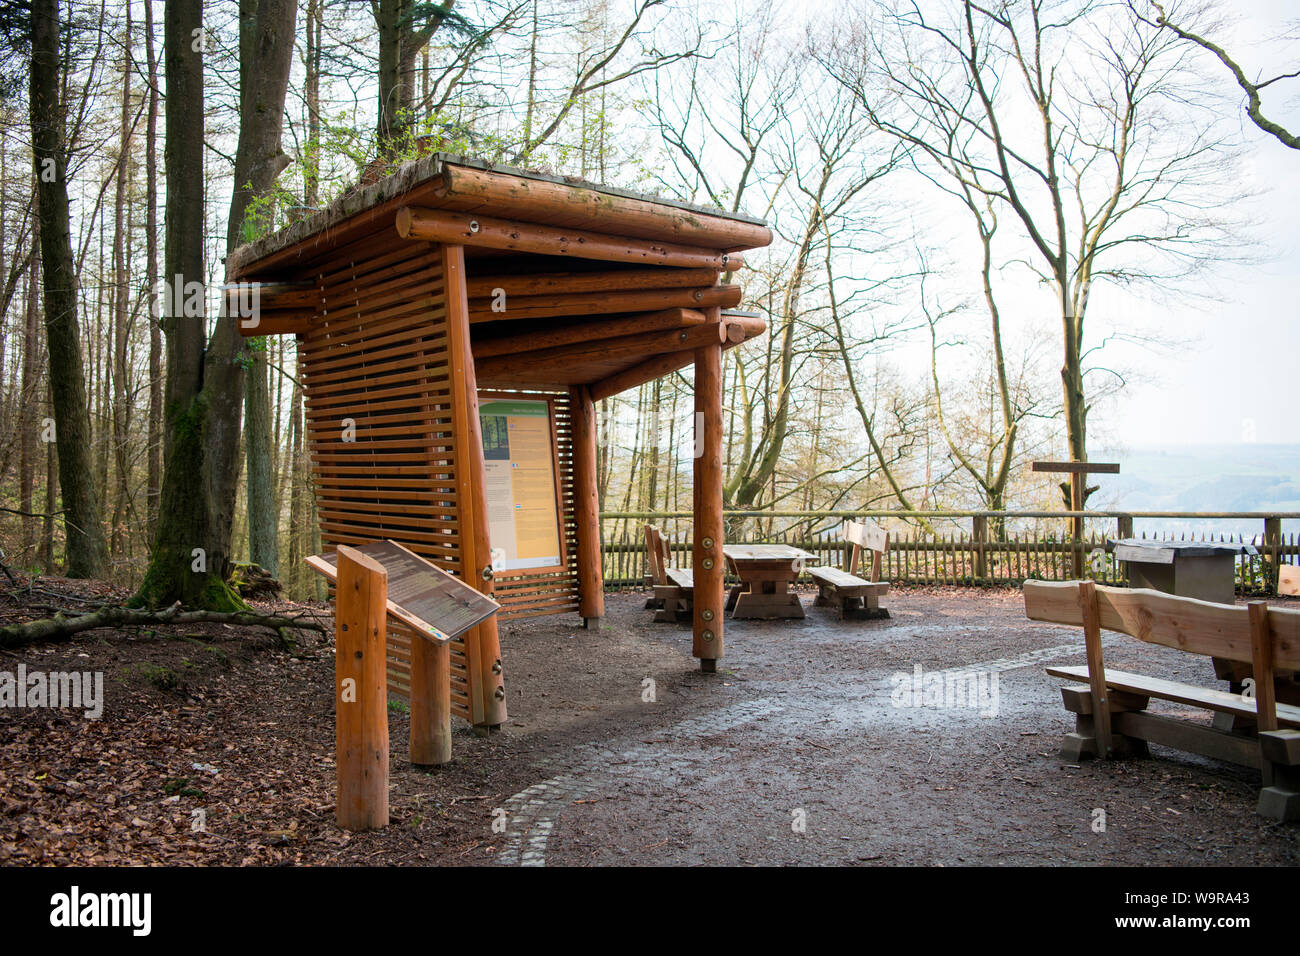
[864,0,1300,454]
[1099,1,1300,449]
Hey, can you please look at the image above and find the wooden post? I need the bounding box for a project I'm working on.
[409,637,452,765]
[693,325,725,672]
[1249,600,1278,734]
[972,515,988,581]
[1078,579,1112,759]
[442,242,507,729]
[1070,474,1085,579]
[335,545,389,830]
[1117,514,1133,539]
[571,385,605,628]
[1264,516,1282,594]
[1031,461,1120,579]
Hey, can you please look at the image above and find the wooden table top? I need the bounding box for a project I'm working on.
[1111,538,1258,563]
[723,544,814,563]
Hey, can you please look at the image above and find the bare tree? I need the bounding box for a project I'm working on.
[29,0,110,577]
[831,0,1240,503]
[1140,2,1299,150]
[135,0,298,609]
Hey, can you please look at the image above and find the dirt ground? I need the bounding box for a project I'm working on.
[2,579,1298,866]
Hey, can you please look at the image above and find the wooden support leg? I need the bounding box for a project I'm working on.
[443,243,506,728]
[1078,580,1112,757]
[692,335,724,671]
[410,637,451,766]
[1058,684,1151,761]
[1213,680,1257,733]
[1258,729,1300,822]
[571,385,605,629]
[335,546,390,830]
[653,586,681,623]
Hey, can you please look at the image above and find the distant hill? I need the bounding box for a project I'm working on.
[1092,443,1300,538]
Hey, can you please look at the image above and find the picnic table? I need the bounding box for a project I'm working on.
[1111,537,1256,606]
[723,544,814,619]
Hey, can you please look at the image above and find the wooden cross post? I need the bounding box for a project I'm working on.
[1031,460,1120,578]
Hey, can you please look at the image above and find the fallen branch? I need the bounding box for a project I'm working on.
[0,601,327,649]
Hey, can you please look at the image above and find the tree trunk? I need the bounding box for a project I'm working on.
[375,0,402,151]
[19,247,40,561]
[29,0,109,578]
[244,348,277,574]
[110,6,133,556]
[303,0,322,206]
[136,0,297,610]
[145,0,162,538]
[235,0,297,579]
[42,381,58,572]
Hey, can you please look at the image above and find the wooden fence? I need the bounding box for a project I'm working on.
[599,510,1300,595]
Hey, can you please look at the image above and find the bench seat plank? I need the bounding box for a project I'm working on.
[665,567,694,590]
[807,565,888,593]
[1046,665,1300,728]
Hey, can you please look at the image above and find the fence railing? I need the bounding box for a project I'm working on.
[599,510,1300,595]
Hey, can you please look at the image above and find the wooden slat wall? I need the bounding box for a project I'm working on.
[300,248,591,719]
[490,388,582,619]
[300,245,474,720]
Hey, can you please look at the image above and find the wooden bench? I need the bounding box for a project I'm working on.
[807,519,890,620]
[1024,579,1300,821]
[644,525,693,623]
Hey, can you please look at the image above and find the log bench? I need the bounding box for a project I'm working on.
[1024,579,1300,821]
[807,519,890,620]
[644,524,693,623]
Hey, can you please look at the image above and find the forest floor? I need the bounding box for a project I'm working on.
[2,578,1299,866]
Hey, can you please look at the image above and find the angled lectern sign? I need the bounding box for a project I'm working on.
[307,539,499,643]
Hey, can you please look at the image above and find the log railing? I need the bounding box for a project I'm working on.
[599,510,1300,595]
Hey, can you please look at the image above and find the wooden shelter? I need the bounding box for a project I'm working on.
[227,154,772,730]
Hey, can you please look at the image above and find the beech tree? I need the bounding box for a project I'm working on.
[134,0,298,609]
[29,0,109,577]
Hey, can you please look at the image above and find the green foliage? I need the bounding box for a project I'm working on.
[138,662,180,691]
[162,777,205,798]
[237,182,299,245]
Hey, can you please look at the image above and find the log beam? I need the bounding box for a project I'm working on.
[438,163,774,250]
[471,308,706,359]
[473,321,726,382]
[396,206,746,271]
[469,284,742,324]
[464,267,720,299]
[586,313,764,402]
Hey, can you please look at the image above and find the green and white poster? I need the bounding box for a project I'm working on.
[478,398,562,572]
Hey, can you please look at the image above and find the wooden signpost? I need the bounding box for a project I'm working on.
[308,540,500,830]
[1031,460,1120,577]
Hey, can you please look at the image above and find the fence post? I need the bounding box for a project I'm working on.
[1117,514,1133,539]
[335,545,389,831]
[1265,516,1282,594]
[972,515,988,581]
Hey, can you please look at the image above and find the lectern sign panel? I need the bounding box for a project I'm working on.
[307,540,499,643]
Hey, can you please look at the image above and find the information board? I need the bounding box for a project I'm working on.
[306,540,500,643]
[478,397,563,572]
